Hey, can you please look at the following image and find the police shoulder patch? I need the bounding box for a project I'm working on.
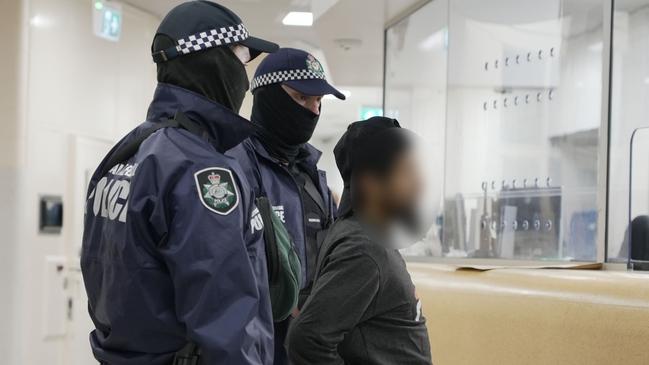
[194,167,240,215]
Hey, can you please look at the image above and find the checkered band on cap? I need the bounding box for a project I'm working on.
[176,24,249,55]
[251,69,327,92]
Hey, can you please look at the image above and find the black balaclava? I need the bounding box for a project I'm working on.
[155,35,249,113]
[251,84,320,162]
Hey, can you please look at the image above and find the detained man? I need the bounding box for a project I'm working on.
[286,117,432,365]
[228,48,345,364]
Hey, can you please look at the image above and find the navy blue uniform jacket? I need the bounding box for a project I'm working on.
[81,84,273,365]
[228,138,336,290]
[228,138,336,365]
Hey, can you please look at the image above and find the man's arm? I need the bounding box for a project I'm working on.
[159,164,269,364]
[286,240,380,364]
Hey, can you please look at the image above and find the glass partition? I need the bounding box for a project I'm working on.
[607,0,649,262]
[384,0,448,256]
[626,127,649,266]
[386,0,608,261]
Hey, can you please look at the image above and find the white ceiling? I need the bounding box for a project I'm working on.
[122,0,426,87]
[120,0,426,146]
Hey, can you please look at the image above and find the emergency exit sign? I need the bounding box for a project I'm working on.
[93,1,122,42]
[360,106,383,120]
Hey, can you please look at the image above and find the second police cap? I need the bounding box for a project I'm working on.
[251,48,347,100]
[152,0,279,63]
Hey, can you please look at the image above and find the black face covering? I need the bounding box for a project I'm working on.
[251,84,320,161]
[156,43,249,113]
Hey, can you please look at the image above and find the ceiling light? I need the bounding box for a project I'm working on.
[30,15,52,27]
[282,12,313,27]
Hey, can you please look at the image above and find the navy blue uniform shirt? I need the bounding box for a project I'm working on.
[81,83,273,365]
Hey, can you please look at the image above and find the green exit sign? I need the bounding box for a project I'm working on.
[360,106,383,120]
[93,1,122,42]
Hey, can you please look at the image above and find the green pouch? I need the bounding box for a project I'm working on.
[256,196,302,321]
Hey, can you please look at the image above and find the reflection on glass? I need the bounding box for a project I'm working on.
[623,128,649,266]
[444,0,603,261]
[386,0,606,260]
[384,0,448,256]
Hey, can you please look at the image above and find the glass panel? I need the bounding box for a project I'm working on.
[608,0,649,261]
[384,0,448,256]
[626,128,649,265]
[443,0,605,260]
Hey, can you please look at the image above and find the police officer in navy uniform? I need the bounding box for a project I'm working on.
[228,48,346,364]
[81,2,278,364]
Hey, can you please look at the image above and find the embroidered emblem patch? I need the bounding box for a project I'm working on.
[306,54,325,77]
[194,167,239,215]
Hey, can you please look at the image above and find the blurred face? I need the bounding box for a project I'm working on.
[281,84,323,115]
[360,149,423,230]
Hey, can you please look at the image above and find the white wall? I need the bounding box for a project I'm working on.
[0,0,26,362]
[5,0,159,363]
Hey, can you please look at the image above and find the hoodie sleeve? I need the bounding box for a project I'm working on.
[286,239,380,364]
[158,162,267,364]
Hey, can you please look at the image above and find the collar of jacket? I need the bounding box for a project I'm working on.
[146,83,255,153]
[337,186,353,218]
[249,136,323,167]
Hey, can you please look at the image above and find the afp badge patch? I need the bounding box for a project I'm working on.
[306,54,325,77]
[195,167,240,215]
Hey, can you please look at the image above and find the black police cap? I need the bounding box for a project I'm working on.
[251,48,346,100]
[151,1,279,64]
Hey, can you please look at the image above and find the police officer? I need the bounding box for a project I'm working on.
[81,2,278,364]
[228,48,346,363]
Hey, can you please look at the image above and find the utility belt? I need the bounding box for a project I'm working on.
[99,344,201,365]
